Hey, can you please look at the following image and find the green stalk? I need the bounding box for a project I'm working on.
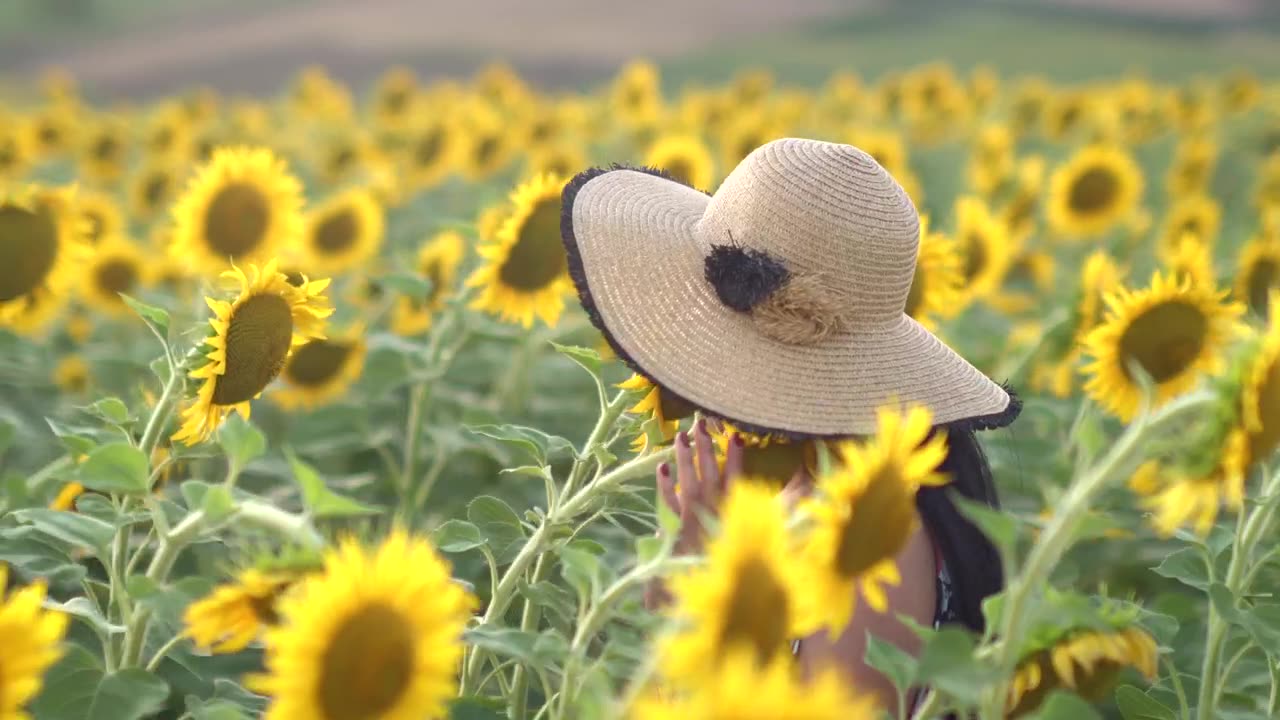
[509,555,552,719]
[1195,464,1280,720]
[981,391,1214,720]
[121,510,205,667]
[235,499,325,548]
[909,689,944,720]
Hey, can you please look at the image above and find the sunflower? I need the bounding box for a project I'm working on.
[618,374,697,452]
[719,114,785,176]
[631,650,877,720]
[173,260,332,445]
[30,105,75,159]
[1236,234,1280,318]
[465,173,572,328]
[1041,92,1092,141]
[1160,232,1214,288]
[53,354,90,394]
[661,482,809,676]
[952,195,1014,306]
[1002,155,1046,244]
[966,124,1015,195]
[708,420,819,489]
[392,230,466,336]
[83,236,151,316]
[49,481,86,511]
[1074,251,1127,345]
[795,405,948,636]
[170,146,305,272]
[79,119,130,185]
[475,62,532,110]
[1165,137,1217,196]
[129,162,182,222]
[78,190,124,247]
[0,184,90,334]
[271,324,366,410]
[0,117,32,180]
[1081,272,1243,422]
[1007,626,1158,718]
[610,60,664,129]
[0,564,69,719]
[1158,194,1221,258]
[300,188,384,275]
[906,215,965,329]
[990,250,1058,316]
[288,67,354,122]
[401,119,458,191]
[1254,155,1280,210]
[1047,145,1144,239]
[644,134,716,192]
[525,142,587,182]
[141,102,194,159]
[460,109,513,182]
[370,66,421,131]
[247,529,475,720]
[185,568,304,653]
[846,127,924,202]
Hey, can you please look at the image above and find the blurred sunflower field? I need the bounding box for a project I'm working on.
[4,9,1280,719]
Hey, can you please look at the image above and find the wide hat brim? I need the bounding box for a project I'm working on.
[561,165,1020,438]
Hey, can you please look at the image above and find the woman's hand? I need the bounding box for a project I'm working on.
[657,418,744,556]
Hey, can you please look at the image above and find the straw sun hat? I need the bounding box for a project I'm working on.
[560,137,1020,438]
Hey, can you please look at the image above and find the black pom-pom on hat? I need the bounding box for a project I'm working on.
[704,244,790,313]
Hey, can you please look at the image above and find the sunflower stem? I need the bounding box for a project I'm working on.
[121,509,205,668]
[909,688,944,720]
[400,382,427,499]
[234,499,325,549]
[1195,463,1280,720]
[509,554,552,719]
[981,390,1214,720]
[138,351,187,460]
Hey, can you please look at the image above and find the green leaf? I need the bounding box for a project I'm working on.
[466,424,574,465]
[1237,604,1280,650]
[218,415,266,470]
[449,696,508,720]
[284,446,380,518]
[635,534,664,564]
[13,508,114,557]
[0,526,86,585]
[200,485,236,524]
[467,496,526,559]
[952,492,1017,556]
[517,579,576,622]
[864,635,917,692]
[1115,684,1177,720]
[127,574,160,600]
[121,293,171,339]
[463,625,566,667]
[49,596,126,636]
[181,480,214,510]
[30,644,104,719]
[550,342,603,376]
[185,697,252,720]
[913,627,994,704]
[0,419,14,458]
[77,442,150,494]
[431,519,484,553]
[558,545,600,597]
[1025,690,1104,719]
[380,272,433,298]
[1152,547,1210,590]
[86,397,130,425]
[47,418,99,456]
[87,668,171,720]
[1208,582,1240,622]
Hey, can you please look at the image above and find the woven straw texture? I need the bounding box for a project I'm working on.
[566,138,1014,435]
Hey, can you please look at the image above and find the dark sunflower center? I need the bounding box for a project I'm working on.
[38,121,60,145]
[905,266,926,318]
[1177,215,1203,237]
[0,138,16,168]
[662,159,694,187]
[84,210,106,245]
[742,443,808,488]
[473,135,499,168]
[1007,192,1036,230]
[497,198,567,291]
[313,209,359,254]
[93,135,120,161]
[94,258,138,298]
[285,340,352,387]
[1247,259,1279,318]
[318,603,414,720]
[330,147,355,174]
[1248,354,1280,466]
[151,127,174,151]
[212,293,294,405]
[204,182,270,259]
[284,271,307,287]
[1116,300,1208,383]
[414,130,443,168]
[834,465,915,577]
[422,259,445,307]
[657,389,696,424]
[0,204,59,302]
[962,234,987,282]
[143,173,170,208]
[247,587,283,625]
[718,556,790,666]
[383,88,409,115]
[1067,167,1119,215]
[1007,652,1056,718]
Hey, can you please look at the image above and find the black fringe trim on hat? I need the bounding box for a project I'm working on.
[559,164,1023,440]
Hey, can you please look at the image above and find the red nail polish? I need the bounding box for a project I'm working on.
[659,463,670,477]
[733,433,744,448]
[697,418,707,435]
[679,431,691,447]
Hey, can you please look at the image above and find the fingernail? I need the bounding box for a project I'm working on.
[733,433,744,448]
[697,418,707,435]
[659,462,670,477]
[678,431,691,447]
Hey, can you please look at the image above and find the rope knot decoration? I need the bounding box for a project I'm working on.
[703,239,855,346]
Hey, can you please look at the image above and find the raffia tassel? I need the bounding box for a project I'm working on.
[751,272,854,346]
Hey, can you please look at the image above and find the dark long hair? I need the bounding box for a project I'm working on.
[915,428,1003,633]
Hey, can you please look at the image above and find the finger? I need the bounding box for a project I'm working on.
[657,462,681,514]
[674,430,700,507]
[694,418,720,507]
[722,433,745,494]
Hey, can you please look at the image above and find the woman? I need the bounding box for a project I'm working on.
[559,138,1019,713]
